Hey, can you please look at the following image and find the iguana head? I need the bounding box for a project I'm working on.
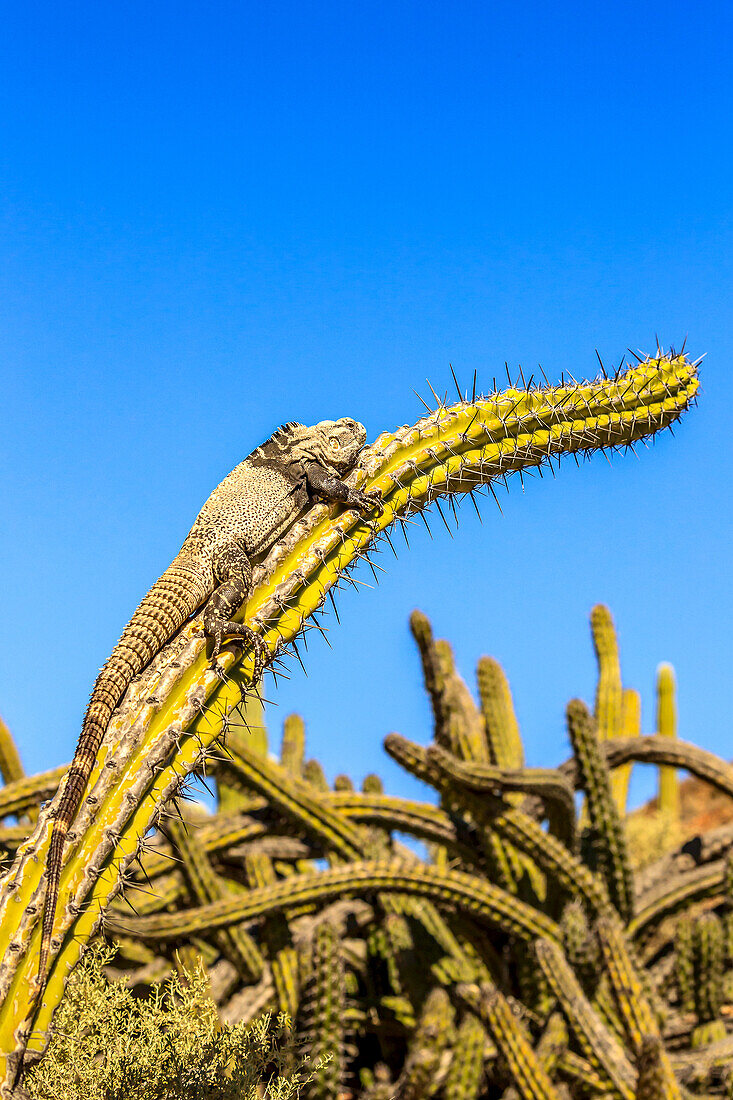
[272,418,367,473]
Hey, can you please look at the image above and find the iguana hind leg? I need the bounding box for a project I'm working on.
[203,539,265,678]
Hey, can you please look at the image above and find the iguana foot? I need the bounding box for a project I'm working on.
[205,620,266,681]
[349,488,384,516]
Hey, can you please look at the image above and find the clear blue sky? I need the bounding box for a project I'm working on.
[1,2,731,809]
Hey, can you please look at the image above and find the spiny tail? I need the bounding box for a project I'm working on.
[38,558,208,986]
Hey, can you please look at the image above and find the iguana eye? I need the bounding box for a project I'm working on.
[329,439,340,452]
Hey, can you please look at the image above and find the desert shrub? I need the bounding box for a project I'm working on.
[26,944,305,1100]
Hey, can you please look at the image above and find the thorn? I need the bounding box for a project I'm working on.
[538,362,550,386]
[518,364,527,388]
[627,347,644,363]
[449,363,463,402]
[327,588,341,623]
[426,378,443,408]
[418,509,434,539]
[383,529,399,559]
[595,348,608,380]
[505,362,512,387]
[290,639,308,676]
[468,490,483,524]
[413,389,433,414]
[433,499,453,537]
[487,482,503,514]
[471,369,477,403]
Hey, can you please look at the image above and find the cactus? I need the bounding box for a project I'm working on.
[691,912,726,1047]
[459,983,562,1100]
[534,938,636,1100]
[167,813,265,983]
[476,656,524,770]
[590,606,627,815]
[442,1012,486,1100]
[656,664,679,822]
[674,914,695,1015]
[299,919,347,1100]
[635,1036,684,1100]
[566,699,634,923]
[593,915,659,1055]
[394,987,454,1100]
[280,713,306,776]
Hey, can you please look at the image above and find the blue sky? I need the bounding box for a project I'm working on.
[1,1,731,809]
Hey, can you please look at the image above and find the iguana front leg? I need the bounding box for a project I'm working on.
[305,462,384,515]
[203,540,266,675]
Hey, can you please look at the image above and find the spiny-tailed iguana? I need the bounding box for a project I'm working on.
[39,418,382,984]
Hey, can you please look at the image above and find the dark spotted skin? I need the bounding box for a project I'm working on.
[39,418,382,987]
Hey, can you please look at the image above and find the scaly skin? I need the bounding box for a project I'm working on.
[38,417,382,986]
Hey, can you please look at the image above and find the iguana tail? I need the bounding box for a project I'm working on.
[38,559,209,985]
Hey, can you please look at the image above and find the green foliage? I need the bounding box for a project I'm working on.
[26,945,307,1100]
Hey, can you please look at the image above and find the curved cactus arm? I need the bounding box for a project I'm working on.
[426,744,575,844]
[560,734,733,802]
[386,734,610,914]
[629,861,726,939]
[105,860,560,943]
[0,354,698,1079]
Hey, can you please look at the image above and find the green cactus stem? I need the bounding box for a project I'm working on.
[394,987,455,1100]
[476,657,524,770]
[635,1035,684,1100]
[566,699,634,923]
[107,859,560,944]
[593,915,660,1056]
[590,606,626,813]
[534,938,636,1100]
[693,913,725,1031]
[425,744,575,846]
[299,919,347,1100]
[442,1012,487,1100]
[458,983,562,1100]
[386,735,607,913]
[280,713,306,776]
[410,612,488,764]
[167,815,265,983]
[656,664,679,823]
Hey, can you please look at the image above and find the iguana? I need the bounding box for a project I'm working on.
[39,418,382,985]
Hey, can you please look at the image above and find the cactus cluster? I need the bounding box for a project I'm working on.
[6,602,733,1097]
